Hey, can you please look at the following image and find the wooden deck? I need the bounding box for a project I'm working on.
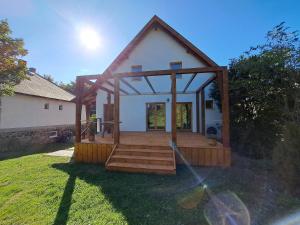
[75,131,231,174]
[82,131,223,148]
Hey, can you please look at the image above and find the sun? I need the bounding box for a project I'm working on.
[79,26,101,50]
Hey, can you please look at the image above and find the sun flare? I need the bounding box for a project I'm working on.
[79,26,101,50]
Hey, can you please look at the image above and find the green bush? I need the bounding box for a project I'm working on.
[273,123,300,195]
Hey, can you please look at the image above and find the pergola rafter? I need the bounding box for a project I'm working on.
[105,80,129,95]
[183,72,197,93]
[144,76,156,94]
[120,77,141,95]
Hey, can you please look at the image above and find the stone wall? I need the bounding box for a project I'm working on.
[0,124,75,152]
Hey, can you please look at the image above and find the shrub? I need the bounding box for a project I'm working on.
[273,123,300,195]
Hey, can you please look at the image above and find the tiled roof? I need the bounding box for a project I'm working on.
[14,73,74,101]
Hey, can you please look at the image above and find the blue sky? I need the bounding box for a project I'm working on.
[1,0,300,83]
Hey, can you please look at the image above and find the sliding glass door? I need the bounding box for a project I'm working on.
[176,102,192,131]
[146,103,166,131]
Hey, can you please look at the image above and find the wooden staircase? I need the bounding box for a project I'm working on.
[105,144,176,175]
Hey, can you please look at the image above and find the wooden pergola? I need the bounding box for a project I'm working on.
[75,66,230,149]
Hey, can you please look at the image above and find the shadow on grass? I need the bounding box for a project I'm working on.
[53,174,76,225]
[51,162,208,225]
[0,142,73,161]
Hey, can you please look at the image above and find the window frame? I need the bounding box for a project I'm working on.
[205,100,214,110]
[59,105,63,110]
[44,103,49,110]
[170,61,183,79]
[131,65,143,81]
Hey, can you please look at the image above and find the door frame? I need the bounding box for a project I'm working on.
[146,102,166,131]
[176,102,193,132]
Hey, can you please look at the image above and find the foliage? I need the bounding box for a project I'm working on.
[273,123,300,195]
[58,81,76,94]
[42,74,56,83]
[0,19,28,96]
[211,22,300,158]
[89,114,97,135]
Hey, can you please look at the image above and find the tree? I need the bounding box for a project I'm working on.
[211,22,300,158]
[42,74,56,83]
[0,20,28,96]
[58,81,76,94]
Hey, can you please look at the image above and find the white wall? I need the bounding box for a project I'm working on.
[96,25,222,134]
[115,27,206,73]
[0,94,86,129]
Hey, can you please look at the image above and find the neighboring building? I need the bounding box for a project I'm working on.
[0,68,86,151]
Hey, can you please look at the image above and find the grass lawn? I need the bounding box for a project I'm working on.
[0,150,299,225]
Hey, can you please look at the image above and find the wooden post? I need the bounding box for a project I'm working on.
[107,92,111,133]
[196,92,200,133]
[114,77,120,144]
[75,77,83,143]
[201,89,206,135]
[221,69,230,148]
[85,104,91,139]
[171,73,177,144]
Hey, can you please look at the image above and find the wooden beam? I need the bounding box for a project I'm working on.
[85,104,91,139]
[106,80,129,95]
[83,66,226,99]
[115,66,224,78]
[201,89,206,135]
[114,77,120,144]
[196,75,217,93]
[183,73,197,93]
[144,76,156,94]
[171,73,177,144]
[221,69,230,148]
[120,78,141,95]
[75,77,84,143]
[196,92,200,133]
[77,74,100,80]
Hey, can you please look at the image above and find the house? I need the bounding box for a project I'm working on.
[74,16,230,174]
[0,68,86,151]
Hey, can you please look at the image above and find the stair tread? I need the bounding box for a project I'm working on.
[116,148,172,153]
[107,162,175,170]
[111,155,173,161]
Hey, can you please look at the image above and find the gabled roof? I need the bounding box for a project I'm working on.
[15,73,75,101]
[103,15,218,75]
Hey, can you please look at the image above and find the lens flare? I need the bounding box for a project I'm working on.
[79,26,101,50]
[170,141,250,225]
[271,210,300,225]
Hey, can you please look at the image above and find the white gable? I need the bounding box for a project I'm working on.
[105,27,212,95]
[114,27,206,73]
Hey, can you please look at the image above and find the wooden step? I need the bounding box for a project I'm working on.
[118,144,171,150]
[110,155,173,165]
[106,162,176,175]
[115,148,173,157]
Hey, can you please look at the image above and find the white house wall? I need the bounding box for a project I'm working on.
[0,94,86,129]
[96,25,222,134]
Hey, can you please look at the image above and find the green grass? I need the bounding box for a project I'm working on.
[0,152,299,225]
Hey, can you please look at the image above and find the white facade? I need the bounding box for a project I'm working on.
[96,25,221,134]
[0,94,86,129]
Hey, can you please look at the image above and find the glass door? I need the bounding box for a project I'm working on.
[146,103,166,131]
[176,102,192,131]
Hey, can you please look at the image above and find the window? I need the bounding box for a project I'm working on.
[48,131,58,138]
[44,103,49,109]
[170,62,182,79]
[59,105,63,110]
[131,65,142,81]
[205,100,214,109]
